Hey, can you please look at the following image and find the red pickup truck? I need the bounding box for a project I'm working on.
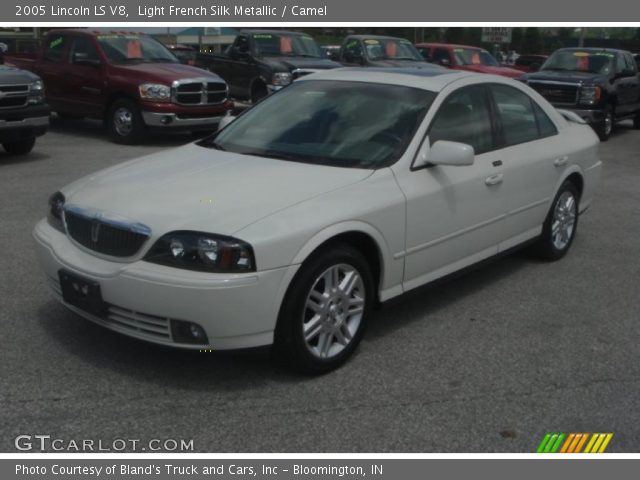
[415,43,524,79]
[6,29,233,144]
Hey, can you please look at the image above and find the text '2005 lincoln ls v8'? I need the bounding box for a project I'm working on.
[34,67,602,373]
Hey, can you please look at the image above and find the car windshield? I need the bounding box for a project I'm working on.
[453,48,500,67]
[201,80,435,169]
[363,38,423,61]
[97,34,178,64]
[541,50,614,74]
[252,33,323,58]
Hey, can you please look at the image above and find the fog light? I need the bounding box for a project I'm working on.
[170,319,209,345]
[160,116,173,125]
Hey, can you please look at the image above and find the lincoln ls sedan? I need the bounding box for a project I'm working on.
[34,67,602,373]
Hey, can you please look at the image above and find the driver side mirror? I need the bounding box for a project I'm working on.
[72,53,101,67]
[231,47,250,60]
[415,140,475,168]
[438,58,451,67]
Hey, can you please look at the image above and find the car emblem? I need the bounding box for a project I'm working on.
[90,220,101,243]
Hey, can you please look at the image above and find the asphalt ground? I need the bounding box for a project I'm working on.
[1,117,639,452]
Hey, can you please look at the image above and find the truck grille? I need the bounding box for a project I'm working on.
[0,84,29,109]
[172,79,227,106]
[64,208,151,258]
[528,81,579,105]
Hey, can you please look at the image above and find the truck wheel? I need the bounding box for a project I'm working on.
[273,244,374,374]
[251,83,268,104]
[107,98,145,145]
[2,138,36,155]
[595,105,614,141]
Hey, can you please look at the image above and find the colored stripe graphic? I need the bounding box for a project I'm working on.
[537,433,612,453]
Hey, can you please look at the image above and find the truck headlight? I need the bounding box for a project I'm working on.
[271,72,292,86]
[47,191,65,233]
[28,80,45,104]
[144,231,256,273]
[139,83,171,102]
[579,85,601,105]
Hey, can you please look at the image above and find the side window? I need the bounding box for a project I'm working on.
[343,39,364,62]
[234,36,249,53]
[491,85,542,146]
[624,53,637,73]
[69,36,99,64]
[417,47,431,62]
[432,48,451,65]
[429,86,494,154]
[615,53,626,73]
[532,102,558,138]
[44,35,67,63]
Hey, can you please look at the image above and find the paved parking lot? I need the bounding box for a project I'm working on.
[1,118,639,452]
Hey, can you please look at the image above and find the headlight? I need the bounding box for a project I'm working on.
[28,80,45,104]
[144,231,256,273]
[271,72,292,86]
[47,191,65,233]
[579,85,601,105]
[139,83,171,102]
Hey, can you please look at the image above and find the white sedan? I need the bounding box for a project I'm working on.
[34,67,602,373]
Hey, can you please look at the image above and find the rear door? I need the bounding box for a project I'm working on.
[613,52,639,116]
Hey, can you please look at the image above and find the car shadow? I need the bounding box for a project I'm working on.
[0,150,50,165]
[37,248,534,389]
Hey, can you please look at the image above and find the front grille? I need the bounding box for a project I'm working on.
[529,82,579,105]
[0,84,29,109]
[64,209,150,258]
[107,306,171,339]
[173,80,227,106]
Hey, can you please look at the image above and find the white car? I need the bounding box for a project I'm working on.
[34,68,602,372]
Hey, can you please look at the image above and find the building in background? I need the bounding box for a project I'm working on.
[173,27,240,53]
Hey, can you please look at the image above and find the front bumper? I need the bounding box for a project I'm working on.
[141,111,226,131]
[33,218,297,350]
[553,106,604,125]
[0,106,50,142]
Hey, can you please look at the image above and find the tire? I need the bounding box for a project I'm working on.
[2,137,36,155]
[273,245,374,374]
[251,82,268,104]
[594,105,614,141]
[532,181,580,261]
[107,98,145,145]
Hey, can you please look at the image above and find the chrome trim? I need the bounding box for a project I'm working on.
[170,77,228,106]
[0,83,30,109]
[141,111,224,128]
[63,205,152,237]
[0,115,49,129]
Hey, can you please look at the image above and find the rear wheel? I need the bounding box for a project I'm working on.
[532,181,579,260]
[595,105,614,141]
[274,245,374,374]
[107,98,145,144]
[2,138,36,155]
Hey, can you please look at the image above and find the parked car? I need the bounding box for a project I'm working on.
[0,54,49,155]
[338,35,427,67]
[195,30,341,103]
[34,69,602,373]
[6,29,233,144]
[522,48,640,141]
[416,43,524,78]
[320,45,341,61]
[513,54,548,73]
[165,44,197,65]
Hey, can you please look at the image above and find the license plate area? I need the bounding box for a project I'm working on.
[58,270,107,318]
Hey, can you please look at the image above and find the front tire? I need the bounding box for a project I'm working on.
[107,98,145,144]
[533,181,579,260]
[2,137,36,155]
[595,105,614,141]
[274,245,374,374]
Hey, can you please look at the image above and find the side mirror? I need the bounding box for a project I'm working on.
[416,140,474,168]
[218,115,236,131]
[438,58,451,67]
[73,53,101,67]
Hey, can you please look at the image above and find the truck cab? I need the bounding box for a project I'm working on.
[339,35,427,67]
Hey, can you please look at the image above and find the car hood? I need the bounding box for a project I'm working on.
[61,143,373,236]
[458,64,523,78]
[0,64,41,83]
[110,62,225,84]
[262,56,342,71]
[366,59,427,67]
[524,70,606,85]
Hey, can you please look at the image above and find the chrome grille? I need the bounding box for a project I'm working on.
[172,78,227,106]
[528,81,579,105]
[64,207,150,258]
[0,84,29,109]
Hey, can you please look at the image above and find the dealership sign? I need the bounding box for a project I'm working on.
[481,27,513,43]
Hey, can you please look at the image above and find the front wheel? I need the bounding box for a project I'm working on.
[594,105,614,141]
[274,245,374,374]
[107,98,145,144]
[2,138,36,155]
[532,181,580,260]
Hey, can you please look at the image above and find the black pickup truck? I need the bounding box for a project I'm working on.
[522,48,640,141]
[195,30,341,103]
[337,35,427,67]
[0,51,49,155]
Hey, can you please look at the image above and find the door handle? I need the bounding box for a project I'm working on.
[485,173,503,186]
[554,156,569,167]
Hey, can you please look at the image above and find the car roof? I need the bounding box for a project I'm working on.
[557,47,627,54]
[416,43,484,51]
[299,66,475,92]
